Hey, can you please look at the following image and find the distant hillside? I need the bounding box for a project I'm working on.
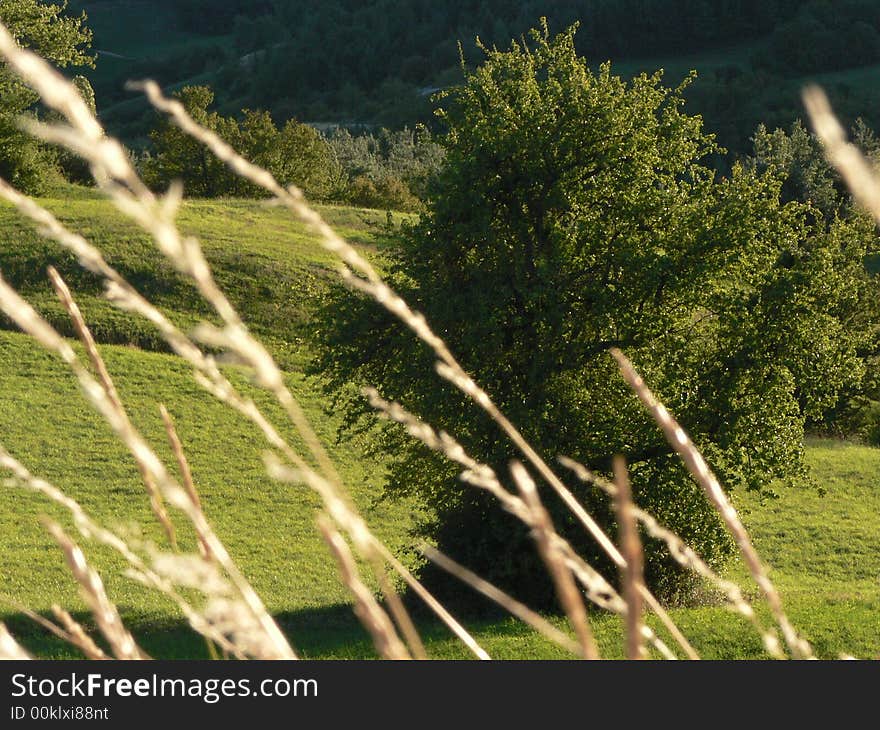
[64,1,880,157]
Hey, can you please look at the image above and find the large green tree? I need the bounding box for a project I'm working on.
[313,24,878,605]
[0,0,93,191]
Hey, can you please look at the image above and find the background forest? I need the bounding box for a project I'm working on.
[67,0,880,160]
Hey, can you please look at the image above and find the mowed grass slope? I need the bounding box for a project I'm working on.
[0,188,878,659]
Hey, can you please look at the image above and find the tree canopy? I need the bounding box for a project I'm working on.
[312,24,880,604]
[0,0,93,191]
[143,85,339,200]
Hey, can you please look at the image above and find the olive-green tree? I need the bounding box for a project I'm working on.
[144,85,338,199]
[0,0,93,192]
[313,23,878,605]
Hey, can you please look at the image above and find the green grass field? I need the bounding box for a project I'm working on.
[0,189,878,659]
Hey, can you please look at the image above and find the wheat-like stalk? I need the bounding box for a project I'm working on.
[558,455,785,658]
[365,388,690,658]
[51,605,109,660]
[0,272,296,659]
[511,462,600,660]
[0,623,31,659]
[42,519,146,660]
[159,404,211,560]
[317,517,411,660]
[1,447,257,659]
[48,266,178,549]
[0,597,108,660]
[612,457,645,660]
[421,545,581,655]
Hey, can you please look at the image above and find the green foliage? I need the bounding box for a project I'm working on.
[327,126,444,211]
[0,0,93,192]
[746,121,880,438]
[748,121,844,220]
[312,25,880,606]
[142,85,340,200]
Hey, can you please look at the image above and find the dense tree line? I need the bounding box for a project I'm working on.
[73,0,880,158]
[188,0,814,127]
[141,85,443,211]
[326,126,443,211]
[142,85,338,200]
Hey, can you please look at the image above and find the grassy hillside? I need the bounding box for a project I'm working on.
[0,189,878,659]
[0,185,403,370]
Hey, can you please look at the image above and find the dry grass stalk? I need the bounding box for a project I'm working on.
[364,388,699,659]
[422,545,581,656]
[559,456,785,658]
[0,273,177,508]
[161,490,296,659]
[0,169,349,559]
[374,543,491,660]
[51,605,109,660]
[370,562,428,660]
[364,387,530,520]
[0,272,295,658]
[368,369,695,658]
[0,447,263,660]
[511,462,599,660]
[48,266,177,549]
[610,348,812,659]
[612,456,645,660]
[43,519,145,660]
[5,605,76,652]
[317,517,410,660]
[159,404,212,560]
[0,623,30,659]
[0,595,108,660]
[803,85,880,224]
[132,80,381,286]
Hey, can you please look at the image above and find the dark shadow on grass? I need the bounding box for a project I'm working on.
[0,601,512,660]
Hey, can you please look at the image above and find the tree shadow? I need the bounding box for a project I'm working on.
[1,592,539,659]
